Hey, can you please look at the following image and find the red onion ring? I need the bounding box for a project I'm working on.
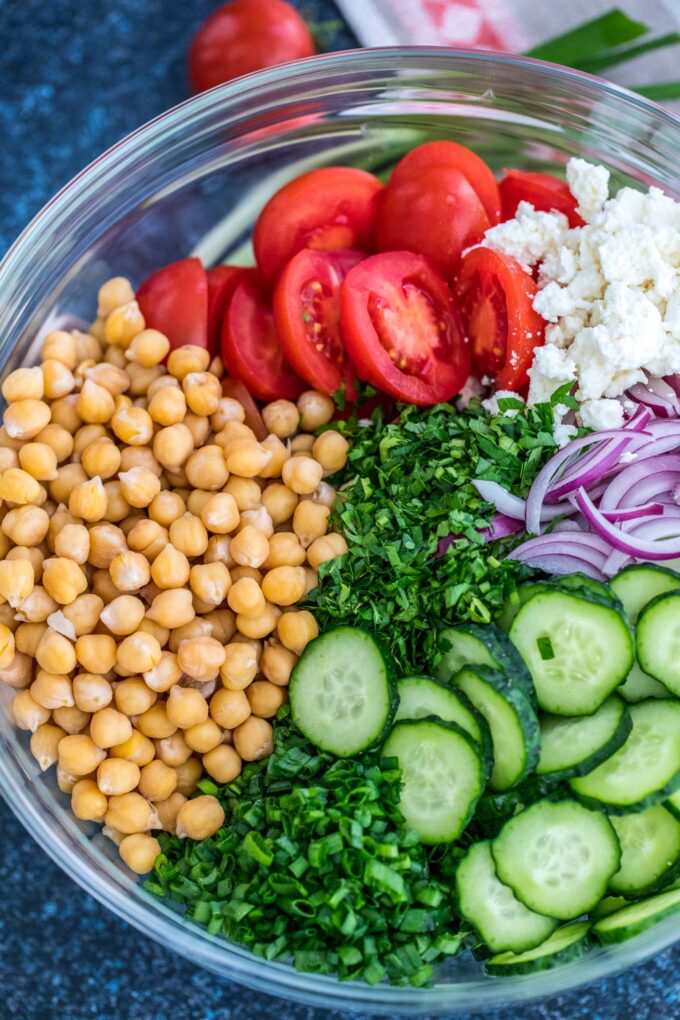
[575,488,680,560]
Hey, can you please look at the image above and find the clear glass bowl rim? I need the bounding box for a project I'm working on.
[1,46,679,1013]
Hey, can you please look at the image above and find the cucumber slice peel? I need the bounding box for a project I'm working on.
[636,591,680,697]
[537,696,632,781]
[394,675,489,748]
[609,806,680,897]
[486,921,591,975]
[592,887,680,944]
[436,623,536,706]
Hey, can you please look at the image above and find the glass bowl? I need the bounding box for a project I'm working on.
[1,47,679,1014]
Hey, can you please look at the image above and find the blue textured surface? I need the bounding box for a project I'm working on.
[0,1,679,1017]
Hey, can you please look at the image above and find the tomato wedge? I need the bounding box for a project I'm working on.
[206,266,248,355]
[499,170,584,227]
[374,167,490,278]
[389,141,501,224]
[222,274,305,402]
[273,249,363,399]
[136,257,209,351]
[340,252,470,406]
[253,167,383,283]
[221,377,267,440]
[455,247,545,390]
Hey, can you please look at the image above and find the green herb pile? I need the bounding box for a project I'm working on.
[309,389,573,674]
[148,710,466,986]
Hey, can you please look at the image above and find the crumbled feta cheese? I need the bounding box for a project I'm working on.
[484,157,680,427]
[566,158,610,223]
[481,390,524,418]
[553,422,578,447]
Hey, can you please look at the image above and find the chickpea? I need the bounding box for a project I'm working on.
[75,634,117,675]
[119,446,162,477]
[175,795,225,839]
[30,670,74,710]
[168,513,208,558]
[277,610,318,655]
[87,523,127,569]
[84,362,130,397]
[104,792,158,835]
[224,439,271,478]
[205,535,235,568]
[1,505,48,547]
[307,532,349,570]
[73,673,113,713]
[282,455,323,496]
[16,622,47,659]
[217,421,256,444]
[247,679,287,718]
[146,588,195,630]
[90,707,133,749]
[0,623,15,669]
[58,733,107,776]
[109,550,151,593]
[116,632,162,674]
[312,429,349,472]
[210,686,251,729]
[0,448,19,472]
[297,390,335,430]
[97,757,141,796]
[35,629,77,675]
[186,489,212,518]
[218,642,257,691]
[182,372,221,416]
[236,601,280,640]
[258,435,290,479]
[2,366,44,402]
[62,594,105,637]
[167,345,210,380]
[148,490,185,527]
[104,300,145,349]
[185,446,229,492]
[261,483,298,526]
[143,651,182,693]
[263,533,306,570]
[41,329,77,369]
[230,525,269,569]
[119,832,161,874]
[118,467,161,509]
[189,562,231,607]
[53,523,90,564]
[147,385,187,426]
[52,705,91,735]
[74,331,103,363]
[36,424,73,465]
[238,506,274,538]
[100,595,146,636]
[290,434,315,454]
[233,716,274,762]
[110,729,156,767]
[138,759,178,802]
[4,399,51,441]
[210,397,245,431]
[155,791,188,833]
[224,476,261,511]
[261,565,306,607]
[125,329,170,367]
[0,468,42,506]
[155,731,192,768]
[0,651,33,689]
[227,577,265,618]
[292,499,331,549]
[97,277,135,317]
[149,544,190,591]
[199,492,240,535]
[72,779,108,822]
[262,399,299,438]
[19,442,58,482]
[68,476,108,522]
[182,718,223,754]
[42,557,87,605]
[177,635,226,684]
[203,744,242,785]
[30,722,66,771]
[11,689,50,732]
[153,423,194,470]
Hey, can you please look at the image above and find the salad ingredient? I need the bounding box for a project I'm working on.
[608,806,680,897]
[136,257,209,353]
[537,696,632,780]
[310,394,563,674]
[455,247,545,390]
[387,141,501,224]
[492,800,620,918]
[221,377,267,439]
[450,666,539,792]
[394,676,489,750]
[289,627,396,755]
[253,167,383,283]
[485,159,680,432]
[273,248,363,396]
[222,274,305,401]
[633,593,680,696]
[150,713,462,987]
[434,622,535,706]
[569,701,680,812]
[382,718,486,843]
[456,841,557,953]
[486,922,591,975]
[498,170,583,227]
[374,166,490,277]
[339,252,470,405]
[206,266,247,354]
[188,0,315,94]
[508,589,634,715]
[593,888,680,944]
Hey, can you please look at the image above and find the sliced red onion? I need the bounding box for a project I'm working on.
[629,380,679,418]
[575,488,680,560]
[525,430,637,534]
[507,534,608,578]
[481,514,523,542]
[623,405,654,430]
[664,376,680,400]
[599,456,680,510]
[472,480,526,520]
[600,502,664,522]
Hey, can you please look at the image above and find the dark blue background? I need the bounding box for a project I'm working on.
[0,1,678,1016]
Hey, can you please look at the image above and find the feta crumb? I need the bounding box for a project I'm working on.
[482,202,570,270]
[566,158,610,223]
[553,422,578,447]
[481,390,524,418]
[580,398,625,431]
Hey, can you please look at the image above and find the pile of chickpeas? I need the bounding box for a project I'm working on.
[0,276,349,875]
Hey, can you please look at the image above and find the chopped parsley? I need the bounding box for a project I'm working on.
[147,710,467,986]
[308,389,571,673]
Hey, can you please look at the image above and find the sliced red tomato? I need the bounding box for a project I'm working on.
[222,274,305,402]
[206,266,249,355]
[221,377,267,440]
[253,167,383,283]
[273,249,363,399]
[389,141,501,224]
[340,252,470,406]
[136,257,209,351]
[455,247,546,390]
[189,0,315,94]
[499,170,584,227]
[374,167,490,278]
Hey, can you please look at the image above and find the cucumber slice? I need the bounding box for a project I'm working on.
[537,696,632,781]
[436,623,536,706]
[636,592,680,696]
[610,564,680,623]
[570,701,680,813]
[665,788,680,821]
[591,895,629,919]
[592,887,680,944]
[608,806,680,897]
[618,662,670,703]
[289,627,396,756]
[492,800,620,919]
[500,576,618,632]
[456,841,557,953]
[394,675,489,749]
[382,718,486,844]
[485,922,591,975]
[452,666,539,792]
[509,590,634,715]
